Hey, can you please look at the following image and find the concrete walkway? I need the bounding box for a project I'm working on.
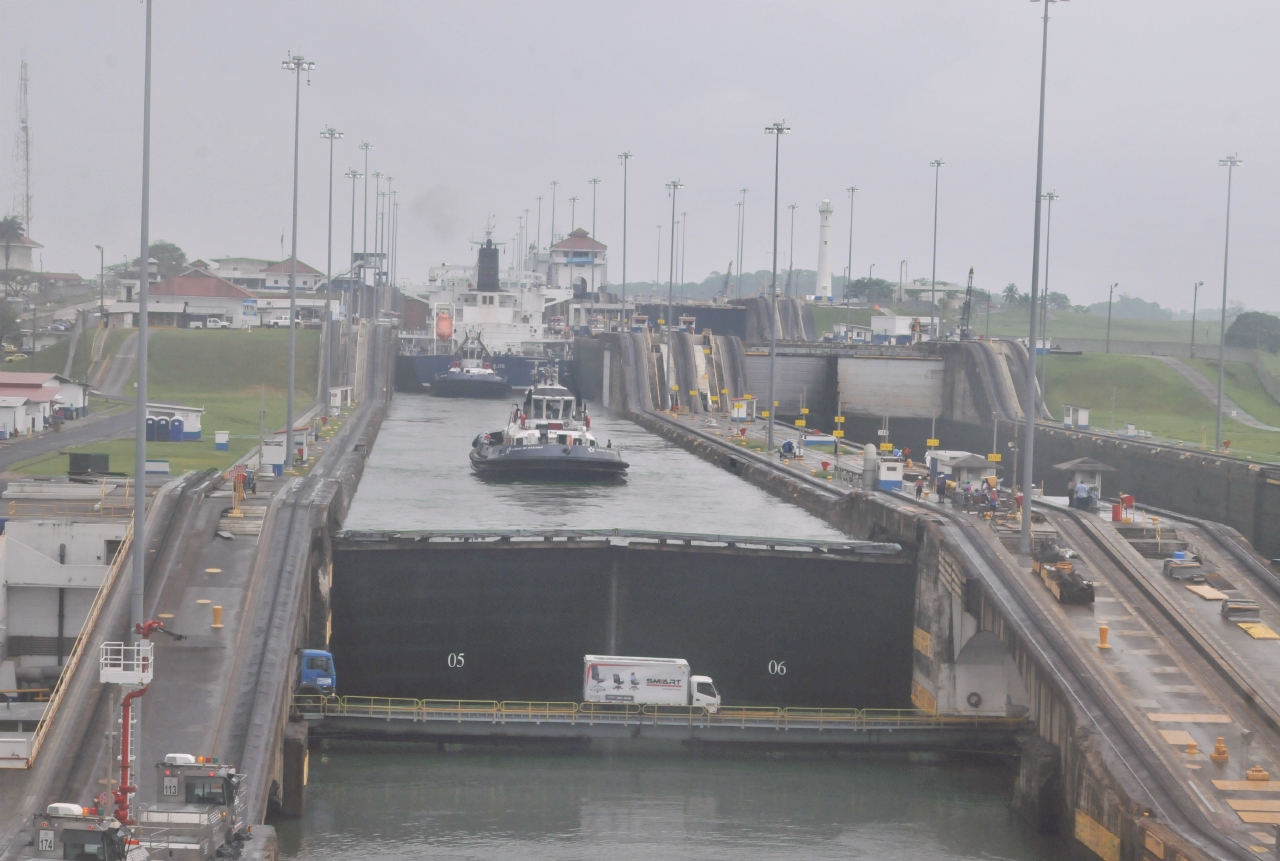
[1153,355,1280,432]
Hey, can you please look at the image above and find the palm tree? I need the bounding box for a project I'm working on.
[1002,283,1020,306]
[0,216,23,270]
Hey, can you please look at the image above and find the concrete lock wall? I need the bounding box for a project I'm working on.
[330,541,917,708]
[835,357,945,418]
[742,354,832,415]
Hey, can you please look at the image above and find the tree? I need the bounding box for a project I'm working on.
[1003,283,1021,305]
[132,241,187,279]
[0,216,24,270]
[0,269,44,299]
[1225,311,1280,353]
[0,298,19,346]
[843,277,895,303]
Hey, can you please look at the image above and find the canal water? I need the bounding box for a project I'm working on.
[323,394,1067,859]
[344,394,846,539]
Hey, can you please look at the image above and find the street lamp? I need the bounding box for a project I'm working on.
[569,196,578,232]
[359,142,372,292]
[618,153,632,326]
[132,0,154,636]
[737,188,748,298]
[320,125,342,415]
[764,120,790,452]
[680,212,687,289]
[665,180,683,339]
[846,186,858,302]
[1216,154,1243,451]
[786,204,797,298]
[1019,0,1067,556]
[1037,190,1058,413]
[95,244,105,324]
[345,168,361,382]
[281,53,314,476]
[1105,282,1117,353]
[929,160,944,338]
[589,178,601,237]
[1190,280,1203,358]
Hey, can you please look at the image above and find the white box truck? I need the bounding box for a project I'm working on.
[583,655,721,712]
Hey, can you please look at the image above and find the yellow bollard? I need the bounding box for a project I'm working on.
[1247,765,1271,781]
[1097,624,1112,649]
[1185,740,1200,755]
[211,605,224,629]
[1210,737,1229,764]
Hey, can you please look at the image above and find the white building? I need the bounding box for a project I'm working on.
[549,229,607,294]
[111,269,258,328]
[815,199,834,300]
[0,372,91,433]
[1,235,42,271]
[260,257,323,291]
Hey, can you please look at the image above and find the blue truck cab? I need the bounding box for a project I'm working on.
[297,649,336,696]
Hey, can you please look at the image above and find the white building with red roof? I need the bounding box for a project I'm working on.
[0,371,91,433]
[108,268,259,328]
[549,229,607,294]
[1,235,42,271]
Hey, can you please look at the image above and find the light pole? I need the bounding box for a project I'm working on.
[846,186,858,302]
[281,54,314,476]
[734,201,744,295]
[665,180,683,337]
[869,263,875,280]
[1105,282,1116,353]
[133,0,153,637]
[1019,0,1065,556]
[320,125,342,414]
[655,225,661,298]
[618,152,631,326]
[359,142,372,291]
[929,160,944,338]
[535,196,543,252]
[1190,280,1203,358]
[569,196,578,232]
[95,244,104,324]
[550,181,559,245]
[371,172,384,281]
[786,204,797,298]
[345,168,360,380]
[899,260,907,303]
[589,178,601,236]
[765,120,790,452]
[680,212,687,289]
[737,188,748,298]
[1216,154,1243,451]
[1037,190,1058,413]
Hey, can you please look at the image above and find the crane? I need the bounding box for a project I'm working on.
[716,262,734,303]
[958,267,976,340]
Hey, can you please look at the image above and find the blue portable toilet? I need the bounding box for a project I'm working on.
[170,417,184,441]
[145,417,156,441]
[156,417,170,441]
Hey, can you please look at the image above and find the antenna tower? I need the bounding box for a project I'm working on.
[13,61,31,229]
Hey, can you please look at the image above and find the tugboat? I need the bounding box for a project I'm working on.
[430,333,512,398]
[470,377,628,480]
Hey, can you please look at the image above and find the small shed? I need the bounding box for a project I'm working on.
[1054,457,1117,500]
[1062,404,1090,430]
[146,403,204,440]
[949,454,1000,488]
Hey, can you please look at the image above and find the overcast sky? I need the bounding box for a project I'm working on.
[3,1,1278,310]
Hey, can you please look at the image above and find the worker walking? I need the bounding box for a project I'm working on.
[914,477,924,500]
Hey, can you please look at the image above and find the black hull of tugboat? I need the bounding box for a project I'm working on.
[429,375,512,399]
[470,443,629,480]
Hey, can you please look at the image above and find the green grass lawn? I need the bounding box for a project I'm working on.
[1044,354,1280,457]
[983,308,1220,345]
[1186,359,1280,428]
[13,328,320,476]
[17,337,71,374]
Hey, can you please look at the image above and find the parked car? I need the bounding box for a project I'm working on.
[4,353,27,363]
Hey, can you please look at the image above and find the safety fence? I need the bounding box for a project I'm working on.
[292,695,1027,732]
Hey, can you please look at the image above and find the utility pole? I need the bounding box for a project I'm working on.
[1216,154,1243,451]
[1037,191,1057,414]
[133,0,154,637]
[786,204,797,299]
[550,180,559,245]
[569,196,578,232]
[589,178,601,236]
[1105,282,1117,353]
[536,196,543,252]
[765,121,790,452]
[1190,280,1203,358]
[680,212,687,289]
[618,152,631,327]
[737,188,748,298]
[929,160,944,338]
[95,244,105,324]
[1020,0,1066,555]
[665,181,683,337]
[344,168,361,384]
[320,125,342,416]
[846,186,858,303]
[281,54,314,477]
[359,142,372,292]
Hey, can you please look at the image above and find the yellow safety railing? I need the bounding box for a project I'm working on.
[289,695,1028,729]
[7,501,134,518]
[27,518,133,767]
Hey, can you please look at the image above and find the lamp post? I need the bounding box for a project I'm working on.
[786,204,797,298]
[569,196,578,232]
[765,120,790,452]
[655,225,661,297]
[1216,154,1243,451]
[359,142,372,293]
[618,152,632,326]
[665,180,683,338]
[680,212,687,290]
[281,54,314,477]
[589,178,600,236]
[320,126,342,414]
[1019,0,1066,556]
[1190,280,1203,358]
[899,260,907,303]
[1037,190,1058,413]
[345,168,361,382]
[550,181,559,245]
[535,196,543,252]
[929,160,944,338]
[846,186,858,302]
[734,201,744,295]
[95,244,105,324]
[1105,282,1117,353]
[737,188,748,298]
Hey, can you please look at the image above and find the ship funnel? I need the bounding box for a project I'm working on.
[477,239,500,292]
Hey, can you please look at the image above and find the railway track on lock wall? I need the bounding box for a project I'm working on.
[638,407,1255,859]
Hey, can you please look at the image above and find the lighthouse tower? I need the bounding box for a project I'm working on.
[815,199,834,300]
